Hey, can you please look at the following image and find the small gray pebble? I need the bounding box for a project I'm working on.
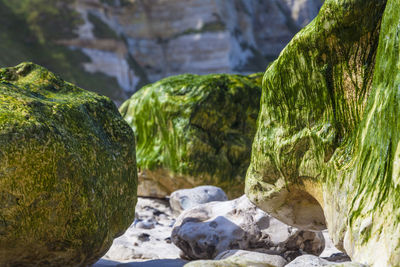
[136,221,155,229]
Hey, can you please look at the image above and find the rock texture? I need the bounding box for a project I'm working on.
[172,195,324,260]
[245,0,400,266]
[319,231,350,263]
[169,186,228,215]
[94,258,187,267]
[120,73,262,198]
[185,250,287,267]
[101,198,181,261]
[285,255,365,267]
[72,0,323,81]
[0,63,137,266]
[0,0,323,102]
[93,195,350,266]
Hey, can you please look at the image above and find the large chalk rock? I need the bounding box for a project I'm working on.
[169,186,228,215]
[0,63,137,266]
[120,73,262,198]
[245,0,400,266]
[172,195,324,260]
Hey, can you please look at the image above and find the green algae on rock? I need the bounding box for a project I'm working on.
[331,0,400,265]
[120,73,262,198]
[0,62,137,266]
[245,0,400,266]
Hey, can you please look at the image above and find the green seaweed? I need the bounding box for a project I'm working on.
[120,73,262,198]
[244,0,400,265]
[0,63,137,266]
[330,0,400,264]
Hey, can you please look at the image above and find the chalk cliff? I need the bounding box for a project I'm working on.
[0,0,322,103]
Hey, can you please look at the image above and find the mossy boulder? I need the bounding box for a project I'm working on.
[245,0,400,266]
[0,63,137,266]
[120,73,262,198]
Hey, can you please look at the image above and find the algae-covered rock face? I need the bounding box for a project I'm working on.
[245,0,400,266]
[120,73,262,198]
[0,62,137,266]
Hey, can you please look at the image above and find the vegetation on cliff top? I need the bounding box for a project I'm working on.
[0,0,126,102]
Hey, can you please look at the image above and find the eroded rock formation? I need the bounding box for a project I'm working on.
[172,195,324,260]
[245,0,400,265]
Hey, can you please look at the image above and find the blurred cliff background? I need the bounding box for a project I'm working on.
[0,0,322,104]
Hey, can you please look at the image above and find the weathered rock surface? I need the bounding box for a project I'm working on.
[120,73,262,198]
[100,198,181,262]
[72,0,323,83]
[172,195,324,260]
[169,186,228,215]
[0,63,137,266]
[319,231,350,263]
[245,0,400,266]
[285,255,365,267]
[94,258,187,267]
[92,196,348,266]
[0,0,322,102]
[185,250,287,267]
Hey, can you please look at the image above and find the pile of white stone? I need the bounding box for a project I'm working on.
[93,186,364,267]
